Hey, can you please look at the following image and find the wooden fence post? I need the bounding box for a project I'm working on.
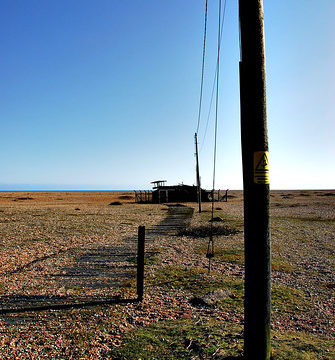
[137,226,145,301]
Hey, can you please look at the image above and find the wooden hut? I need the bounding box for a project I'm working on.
[151,182,210,204]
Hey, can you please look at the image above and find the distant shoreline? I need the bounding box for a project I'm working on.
[0,190,136,193]
[0,189,334,193]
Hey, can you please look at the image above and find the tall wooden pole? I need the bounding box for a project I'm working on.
[195,133,202,213]
[239,1,271,359]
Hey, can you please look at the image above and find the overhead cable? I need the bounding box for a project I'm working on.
[196,0,208,135]
[200,0,227,153]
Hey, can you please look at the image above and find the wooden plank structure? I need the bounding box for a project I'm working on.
[135,182,229,204]
[214,189,229,202]
[134,190,153,203]
[151,181,210,204]
[151,180,167,189]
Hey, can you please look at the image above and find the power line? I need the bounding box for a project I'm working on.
[200,65,217,153]
[211,0,222,218]
[196,0,208,135]
[196,0,208,134]
[207,0,225,272]
[200,0,227,153]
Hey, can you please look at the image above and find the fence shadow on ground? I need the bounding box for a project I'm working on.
[0,295,139,314]
[0,244,139,314]
[0,205,195,314]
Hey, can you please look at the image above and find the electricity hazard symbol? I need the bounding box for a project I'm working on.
[254,151,270,184]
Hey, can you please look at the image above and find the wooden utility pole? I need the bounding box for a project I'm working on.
[195,133,202,213]
[239,1,271,359]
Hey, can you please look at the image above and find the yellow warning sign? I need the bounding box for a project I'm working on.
[254,151,270,184]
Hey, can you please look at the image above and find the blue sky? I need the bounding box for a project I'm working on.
[1,0,334,190]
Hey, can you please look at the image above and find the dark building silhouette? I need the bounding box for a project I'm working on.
[152,183,210,203]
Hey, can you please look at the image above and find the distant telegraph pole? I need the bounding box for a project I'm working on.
[239,1,271,359]
[195,133,202,213]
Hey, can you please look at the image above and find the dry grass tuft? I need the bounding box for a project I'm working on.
[179,224,240,238]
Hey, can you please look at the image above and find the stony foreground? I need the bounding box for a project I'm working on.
[0,190,334,359]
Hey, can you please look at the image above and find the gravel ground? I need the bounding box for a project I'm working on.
[0,190,334,359]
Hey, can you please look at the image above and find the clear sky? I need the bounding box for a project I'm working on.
[1,0,334,190]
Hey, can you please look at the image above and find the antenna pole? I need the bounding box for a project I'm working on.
[239,1,271,359]
[195,133,202,213]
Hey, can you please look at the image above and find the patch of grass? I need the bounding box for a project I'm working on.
[145,255,160,265]
[274,216,334,224]
[271,257,295,273]
[219,249,244,265]
[271,330,335,359]
[179,225,240,238]
[153,266,244,312]
[153,266,221,295]
[111,314,333,360]
[111,318,243,360]
[125,256,137,263]
[197,247,244,265]
[272,284,312,314]
[112,319,334,359]
[199,212,244,230]
[154,267,311,314]
[126,254,160,266]
[216,279,244,312]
